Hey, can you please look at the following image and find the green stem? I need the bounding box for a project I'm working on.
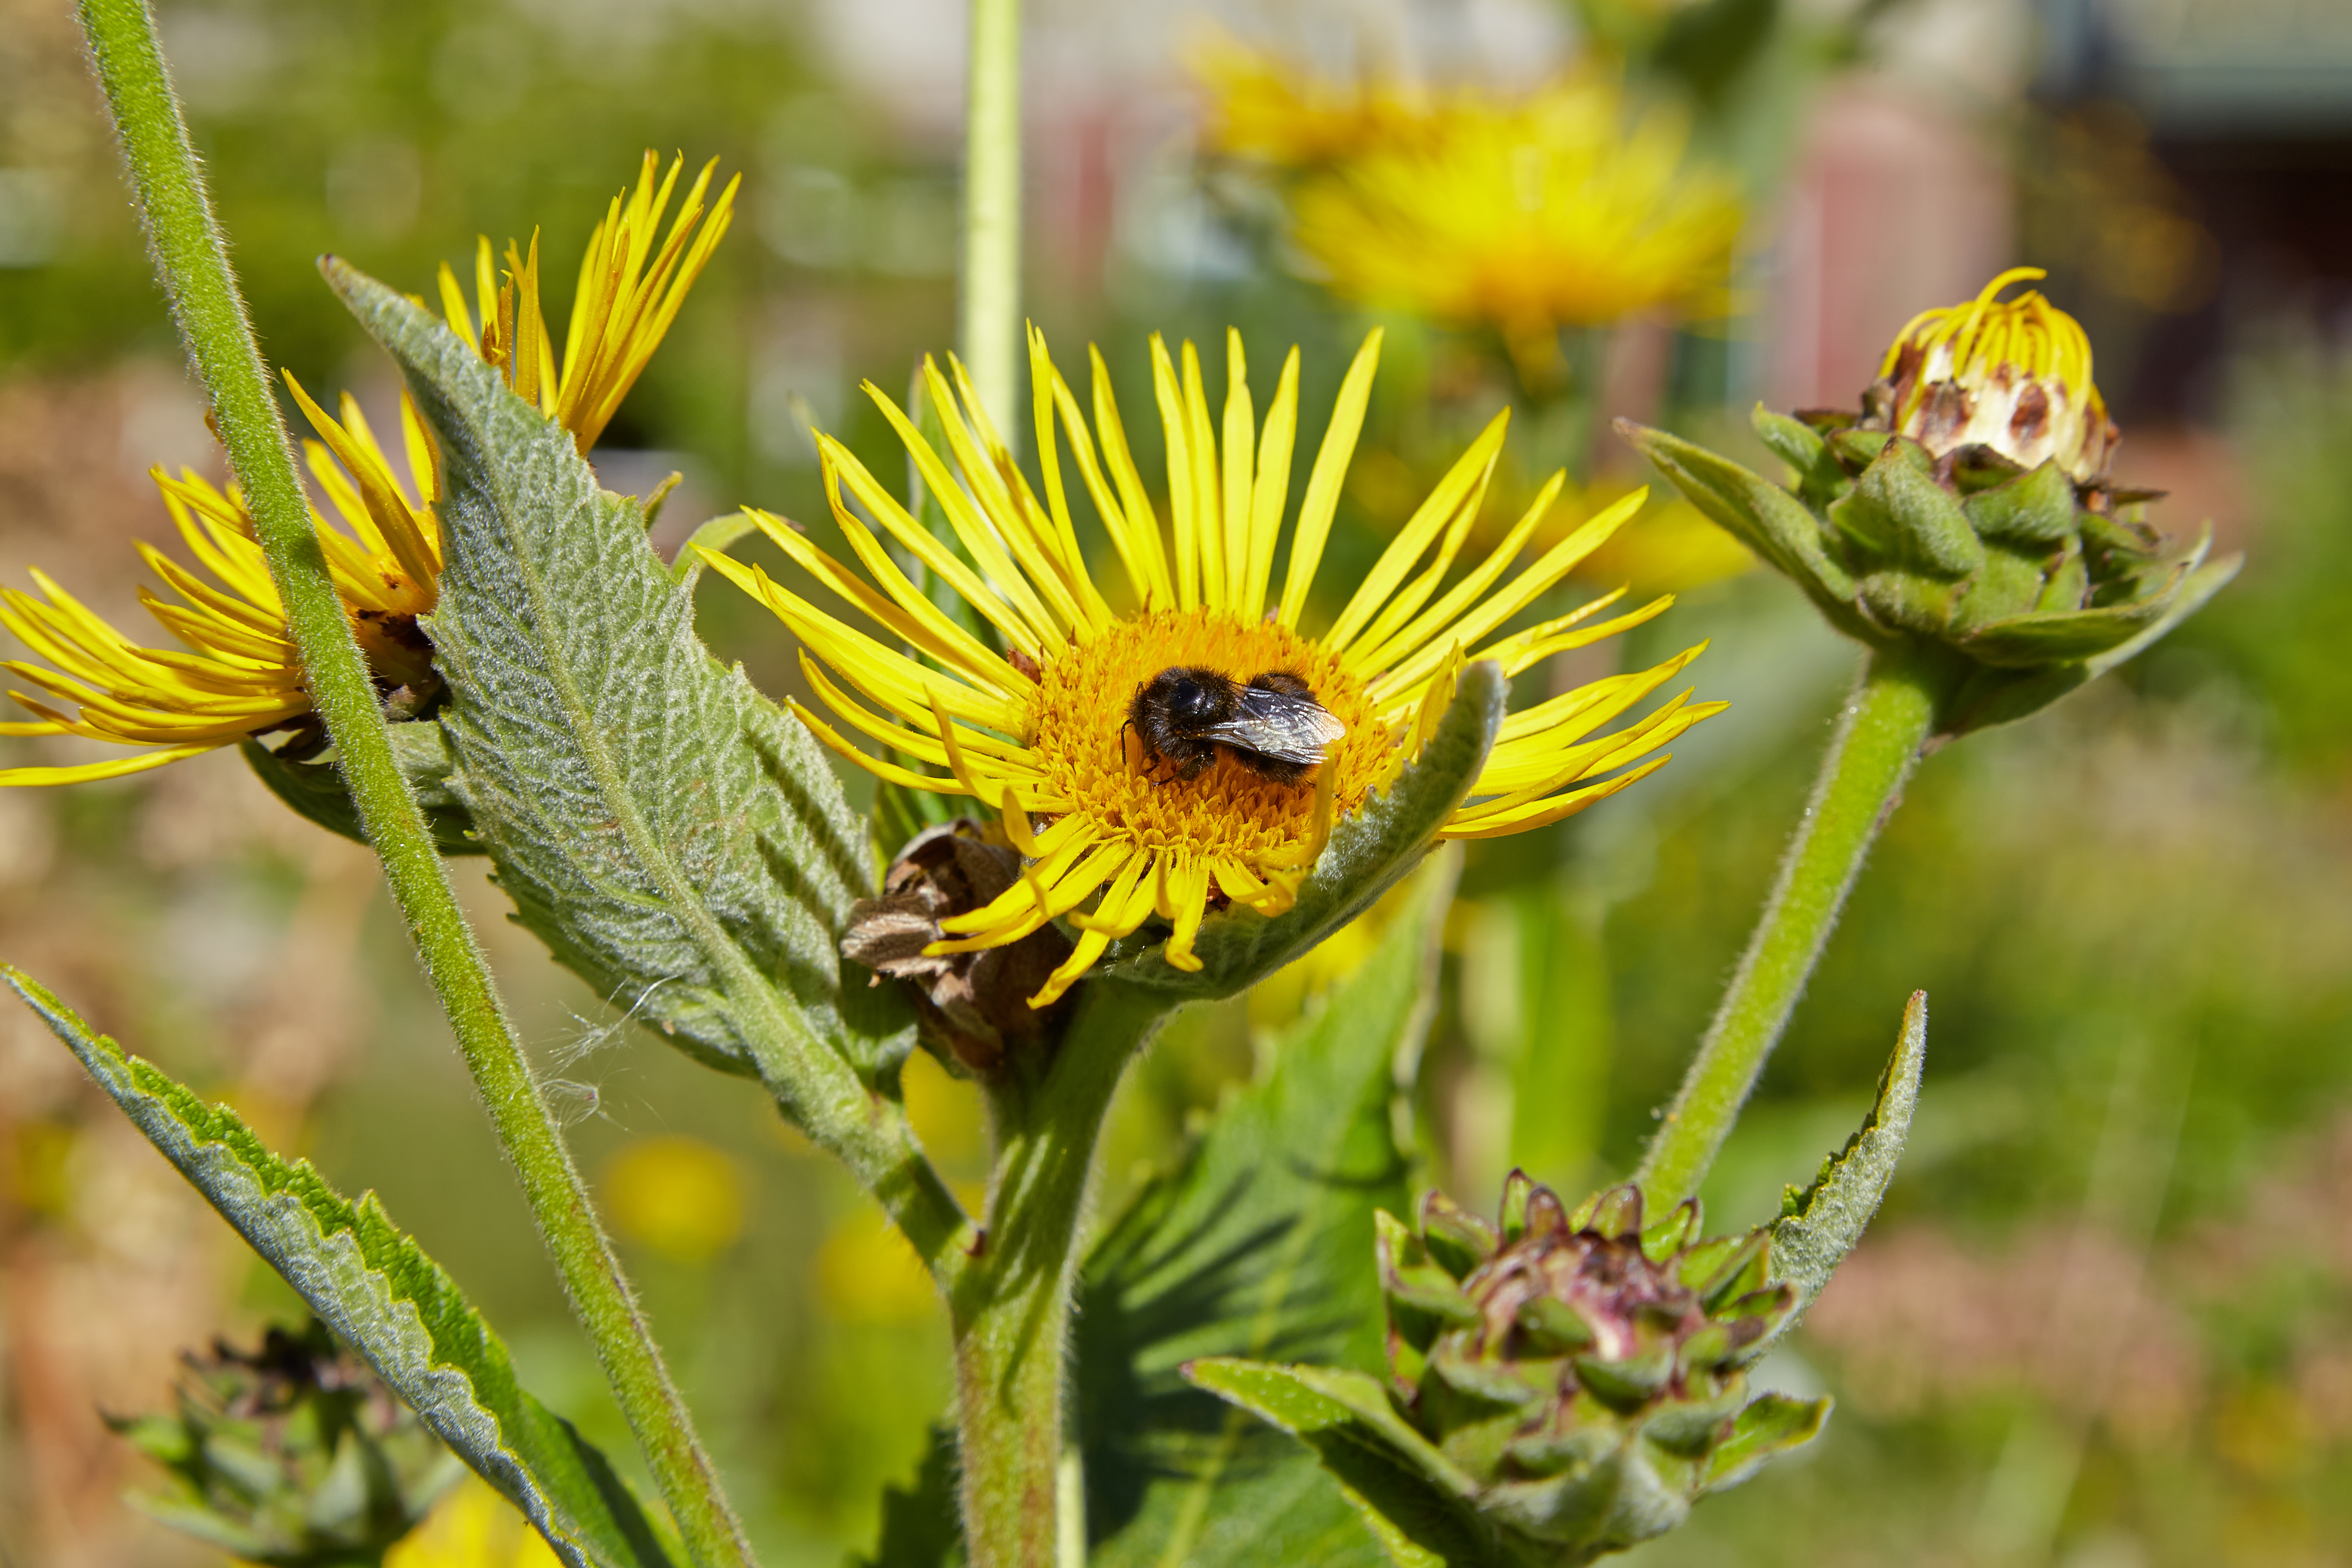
[951,983,1165,1567]
[959,0,1022,440]
[1636,644,1959,1208]
[74,7,752,1563]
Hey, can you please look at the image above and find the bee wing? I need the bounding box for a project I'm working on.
[1206,685,1347,764]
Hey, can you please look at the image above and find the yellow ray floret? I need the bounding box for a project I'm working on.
[708,324,1726,1008]
[438,151,740,455]
[6,154,732,789]
[1,385,437,786]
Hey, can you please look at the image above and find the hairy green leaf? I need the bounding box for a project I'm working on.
[1079,849,1456,1568]
[3,967,681,1568]
[1101,661,1502,1000]
[1765,988,1929,1333]
[855,1423,966,1568]
[1181,1362,1494,1568]
[324,261,908,1093]
[241,722,482,856]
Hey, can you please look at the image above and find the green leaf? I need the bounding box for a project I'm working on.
[241,722,482,856]
[1764,989,1929,1334]
[1700,1393,1831,1492]
[1614,419,1879,645]
[1080,850,1458,1567]
[3,967,682,1568]
[855,1423,966,1568]
[324,261,907,1092]
[1182,1362,1498,1568]
[1100,660,1502,1000]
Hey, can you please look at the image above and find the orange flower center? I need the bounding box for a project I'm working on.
[1025,607,1392,864]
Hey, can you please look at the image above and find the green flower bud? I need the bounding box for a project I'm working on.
[1369,1173,1827,1562]
[107,1319,458,1565]
[1617,268,2239,735]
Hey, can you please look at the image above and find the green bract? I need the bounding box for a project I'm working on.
[1618,409,2241,735]
[109,1319,462,1568]
[1192,1174,1831,1567]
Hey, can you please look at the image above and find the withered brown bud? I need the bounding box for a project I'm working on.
[843,820,1075,1074]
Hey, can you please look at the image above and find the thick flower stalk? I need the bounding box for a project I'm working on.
[705,325,1725,1008]
[0,152,732,787]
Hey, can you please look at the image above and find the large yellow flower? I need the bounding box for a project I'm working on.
[706,327,1723,1008]
[0,153,733,786]
[1287,77,1743,350]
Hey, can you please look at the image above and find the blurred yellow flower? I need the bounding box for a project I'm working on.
[1192,32,1433,168]
[1,153,731,787]
[1287,79,1742,358]
[816,1212,938,1323]
[602,1135,747,1264]
[387,1478,559,1568]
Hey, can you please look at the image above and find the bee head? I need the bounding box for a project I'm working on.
[1165,671,1224,726]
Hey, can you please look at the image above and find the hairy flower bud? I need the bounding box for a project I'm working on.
[1617,268,2239,735]
[107,1319,456,1564]
[1370,1172,1825,1561]
[1858,266,2118,487]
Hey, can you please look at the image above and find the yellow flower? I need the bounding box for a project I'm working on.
[1191,31,1434,168]
[705,326,1723,1008]
[2,154,731,786]
[434,151,739,455]
[0,386,437,786]
[386,1478,559,1568]
[1286,77,1743,354]
[1864,265,2118,485]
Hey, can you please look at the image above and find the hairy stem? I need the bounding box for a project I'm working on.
[1637,645,1958,1208]
[958,0,1021,440]
[952,983,1165,1567]
[74,5,752,1562]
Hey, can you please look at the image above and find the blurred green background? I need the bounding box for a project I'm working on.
[3,0,2349,1564]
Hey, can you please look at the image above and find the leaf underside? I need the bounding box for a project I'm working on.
[3,967,680,1568]
[1765,988,1931,1332]
[324,260,903,1086]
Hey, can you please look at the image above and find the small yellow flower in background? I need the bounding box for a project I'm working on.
[1860,265,2118,485]
[1193,43,1742,370]
[706,325,1725,1009]
[0,153,731,787]
[601,1135,747,1264]
[816,1213,940,1323]
[386,1478,559,1568]
[1287,79,1742,362]
[1191,31,1433,168]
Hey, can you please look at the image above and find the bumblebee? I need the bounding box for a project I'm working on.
[1125,666,1345,786]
